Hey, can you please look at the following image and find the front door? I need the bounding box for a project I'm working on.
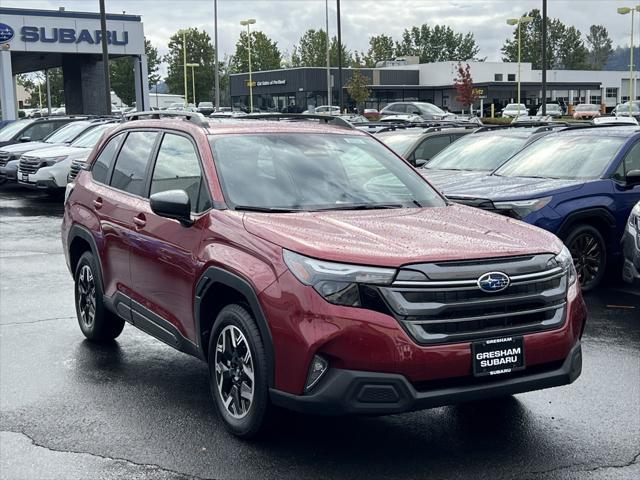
[611,140,640,240]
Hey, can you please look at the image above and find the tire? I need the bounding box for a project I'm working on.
[208,304,270,439]
[74,251,125,341]
[564,224,606,292]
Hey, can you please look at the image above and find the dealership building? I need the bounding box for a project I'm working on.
[230,59,639,113]
[0,7,149,121]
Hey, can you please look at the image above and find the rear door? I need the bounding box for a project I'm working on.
[128,131,212,344]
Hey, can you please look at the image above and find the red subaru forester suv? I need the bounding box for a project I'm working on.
[62,112,587,438]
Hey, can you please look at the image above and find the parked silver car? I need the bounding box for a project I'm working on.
[622,200,640,285]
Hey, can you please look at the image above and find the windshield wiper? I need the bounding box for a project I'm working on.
[234,205,303,213]
[312,203,404,211]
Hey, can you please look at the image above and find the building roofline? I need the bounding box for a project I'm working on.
[0,7,141,22]
[230,66,420,76]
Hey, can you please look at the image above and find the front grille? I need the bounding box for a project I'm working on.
[0,152,14,167]
[68,159,85,181]
[377,254,567,345]
[18,156,44,175]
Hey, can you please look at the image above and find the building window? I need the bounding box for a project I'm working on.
[606,88,618,98]
[507,74,516,82]
[590,95,602,104]
[494,73,503,81]
[621,96,630,102]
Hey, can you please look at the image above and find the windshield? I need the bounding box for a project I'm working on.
[540,104,561,110]
[45,122,89,143]
[377,132,422,156]
[576,104,598,111]
[505,104,526,110]
[417,103,445,115]
[618,102,640,112]
[209,133,446,211]
[424,133,530,171]
[71,124,114,148]
[495,134,627,180]
[0,120,33,141]
[199,102,213,107]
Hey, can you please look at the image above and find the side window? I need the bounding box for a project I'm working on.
[92,133,125,184]
[389,103,404,113]
[613,141,640,181]
[110,131,158,196]
[21,122,59,141]
[414,136,451,161]
[150,133,211,212]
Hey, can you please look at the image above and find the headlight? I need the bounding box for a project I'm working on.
[493,196,552,219]
[43,155,68,166]
[550,245,577,286]
[283,250,396,306]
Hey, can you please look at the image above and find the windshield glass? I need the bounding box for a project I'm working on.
[576,104,598,111]
[505,104,526,110]
[495,134,627,179]
[71,124,113,148]
[618,102,640,112]
[424,133,530,171]
[377,132,422,156]
[0,120,33,141]
[541,104,561,110]
[209,133,446,211]
[417,103,445,115]
[45,122,89,143]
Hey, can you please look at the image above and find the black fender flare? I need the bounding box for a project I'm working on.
[556,207,616,242]
[67,224,102,280]
[195,267,275,387]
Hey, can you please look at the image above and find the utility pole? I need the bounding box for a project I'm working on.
[214,0,220,109]
[336,0,343,112]
[541,0,547,115]
[325,0,331,108]
[98,0,111,114]
[183,31,188,107]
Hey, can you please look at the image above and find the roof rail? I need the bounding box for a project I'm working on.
[124,110,209,127]
[238,113,354,129]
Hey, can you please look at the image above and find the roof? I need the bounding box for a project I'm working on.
[549,125,640,138]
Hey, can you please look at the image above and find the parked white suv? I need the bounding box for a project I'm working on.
[501,103,528,118]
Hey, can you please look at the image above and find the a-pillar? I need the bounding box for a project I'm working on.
[0,49,17,121]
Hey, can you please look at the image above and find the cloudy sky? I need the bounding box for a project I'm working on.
[7,0,637,69]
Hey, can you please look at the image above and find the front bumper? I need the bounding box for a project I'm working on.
[271,341,582,415]
[0,162,18,182]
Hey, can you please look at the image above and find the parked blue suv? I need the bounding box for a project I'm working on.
[435,126,640,290]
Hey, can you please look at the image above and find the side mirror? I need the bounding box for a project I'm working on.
[19,137,31,143]
[150,190,193,227]
[626,169,640,187]
[415,159,428,167]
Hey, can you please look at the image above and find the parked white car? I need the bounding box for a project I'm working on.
[303,105,341,115]
[16,122,117,192]
[501,103,527,118]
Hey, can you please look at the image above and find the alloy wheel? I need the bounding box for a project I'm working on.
[77,265,96,328]
[214,325,255,419]
[568,232,602,287]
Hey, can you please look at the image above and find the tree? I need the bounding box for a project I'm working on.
[329,36,353,67]
[346,70,370,112]
[230,30,282,73]
[586,25,614,70]
[290,29,354,67]
[110,39,161,106]
[164,28,217,103]
[557,26,589,69]
[453,63,479,110]
[364,34,395,67]
[18,69,65,107]
[393,24,479,62]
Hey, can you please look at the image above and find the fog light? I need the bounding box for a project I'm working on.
[304,355,328,393]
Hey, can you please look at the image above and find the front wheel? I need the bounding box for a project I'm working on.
[565,224,606,291]
[208,304,270,439]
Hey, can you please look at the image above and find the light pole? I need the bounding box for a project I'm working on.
[618,6,640,115]
[507,15,533,117]
[214,0,220,110]
[183,31,188,108]
[186,63,199,106]
[325,0,331,108]
[240,18,256,113]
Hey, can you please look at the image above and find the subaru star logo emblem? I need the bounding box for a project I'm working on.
[0,24,14,44]
[477,271,510,293]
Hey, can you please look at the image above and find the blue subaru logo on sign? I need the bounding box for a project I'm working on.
[477,272,510,293]
[0,23,14,44]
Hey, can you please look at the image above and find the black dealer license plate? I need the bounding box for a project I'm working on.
[472,336,525,377]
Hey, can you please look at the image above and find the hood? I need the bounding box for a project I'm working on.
[242,204,563,267]
[22,145,88,161]
[419,169,491,191]
[441,175,585,201]
[0,141,64,155]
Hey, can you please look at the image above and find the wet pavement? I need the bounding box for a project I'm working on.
[0,185,638,480]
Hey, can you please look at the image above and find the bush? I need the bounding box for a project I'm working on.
[480,117,512,125]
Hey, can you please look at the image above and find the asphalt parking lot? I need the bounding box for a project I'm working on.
[0,185,638,480]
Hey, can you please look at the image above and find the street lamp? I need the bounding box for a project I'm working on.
[506,15,533,117]
[618,6,640,115]
[186,63,199,106]
[240,18,256,113]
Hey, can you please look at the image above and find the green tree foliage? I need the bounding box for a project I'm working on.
[364,34,395,67]
[110,39,161,106]
[18,69,65,107]
[346,70,370,110]
[230,30,282,73]
[393,24,479,62]
[164,28,216,102]
[290,29,354,67]
[586,25,614,70]
[501,9,588,70]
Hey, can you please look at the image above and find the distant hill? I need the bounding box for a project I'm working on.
[604,46,640,71]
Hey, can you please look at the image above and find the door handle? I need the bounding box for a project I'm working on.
[133,214,146,228]
[93,197,102,209]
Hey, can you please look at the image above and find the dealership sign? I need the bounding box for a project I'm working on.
[0,23,14,43]
[21,26,129,45]
[256,79,286,87]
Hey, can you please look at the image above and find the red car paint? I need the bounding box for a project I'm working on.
[62,118,587,403]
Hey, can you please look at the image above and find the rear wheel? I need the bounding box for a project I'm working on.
[565,224,606,291]
[208,304,270,439]
[74,252,125,341]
